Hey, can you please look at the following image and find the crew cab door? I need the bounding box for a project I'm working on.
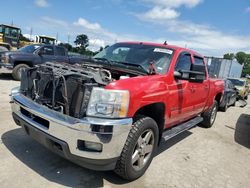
[169,52,194,125]
[190,56,209,114]
[38,46,55,63]
[54,46,69,63]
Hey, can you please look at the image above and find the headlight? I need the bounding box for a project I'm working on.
[87,87,129,118]
[1,54,9,64]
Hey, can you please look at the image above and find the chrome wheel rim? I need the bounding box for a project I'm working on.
[131,129,155,171]
[210,105,217,124]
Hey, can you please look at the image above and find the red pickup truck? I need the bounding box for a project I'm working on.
[10,42,224,180]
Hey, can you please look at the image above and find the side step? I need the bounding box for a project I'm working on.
[162,116,203,141]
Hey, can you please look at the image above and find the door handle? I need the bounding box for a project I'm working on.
[204,85,209,90]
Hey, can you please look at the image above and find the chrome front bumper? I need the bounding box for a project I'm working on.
[10,92,132,169]
[0,62,13,73]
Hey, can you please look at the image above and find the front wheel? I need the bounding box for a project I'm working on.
[114,116,159,180]
[221,99,228,112]
[200,100,218,128]
[12,64,29,81]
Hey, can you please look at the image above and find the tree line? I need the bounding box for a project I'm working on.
[224,52,250,75]
[21,33,102,56]
[59,34,104,56]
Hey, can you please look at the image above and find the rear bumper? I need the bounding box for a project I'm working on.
[10,92,132,171]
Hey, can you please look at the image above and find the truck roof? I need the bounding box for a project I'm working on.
[0,24,20,30]
[119,41,204,58]
[38,35,56,40]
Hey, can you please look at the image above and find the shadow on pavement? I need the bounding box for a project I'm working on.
[235,114,250,149]
[2,127,193,187]
[1,128,130,187]
[157,130,192,156]
[0,73,13,80]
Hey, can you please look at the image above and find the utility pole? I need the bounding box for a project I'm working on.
[30,27,33,41]
[67,34,70,44]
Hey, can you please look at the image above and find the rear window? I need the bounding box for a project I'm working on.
[194,56,204,65]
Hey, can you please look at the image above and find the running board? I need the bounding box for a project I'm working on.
[162,116,203,141]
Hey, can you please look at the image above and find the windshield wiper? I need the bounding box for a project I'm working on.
[111,61,149,74]
[93,57,112,65]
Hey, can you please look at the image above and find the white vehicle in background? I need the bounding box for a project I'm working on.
[35,35,56,45]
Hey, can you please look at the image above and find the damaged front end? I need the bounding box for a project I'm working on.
[20,62,113,119]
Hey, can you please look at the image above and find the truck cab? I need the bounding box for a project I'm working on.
[35,35,56,45]
[0,24,21,50]
[10,42,224,181]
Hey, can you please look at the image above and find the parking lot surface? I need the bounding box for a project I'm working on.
[0,72,250,188]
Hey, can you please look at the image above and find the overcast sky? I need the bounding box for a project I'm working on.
[1,0,250,56]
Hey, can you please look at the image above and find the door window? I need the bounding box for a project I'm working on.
[175,53,192,72]
[55,47,66,56]
[42,46,54,55]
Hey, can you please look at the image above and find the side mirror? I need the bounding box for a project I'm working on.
[189,64,206,82]
[174,70,191,80]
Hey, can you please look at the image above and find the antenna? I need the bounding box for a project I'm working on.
[163,41,168,45]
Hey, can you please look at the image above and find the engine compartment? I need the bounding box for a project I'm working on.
[20,62,123,118]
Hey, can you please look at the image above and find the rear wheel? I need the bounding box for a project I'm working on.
[220,98,228,112]
[12,64,29,81]
[232,99,236,106]
[114,116,159,180]
[200,100,218,128]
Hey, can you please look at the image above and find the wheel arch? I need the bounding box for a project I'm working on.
[214,92,223,106]
[14,61,33,67]
[133,102,165,144]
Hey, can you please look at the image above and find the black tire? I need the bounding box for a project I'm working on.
[232,100,236,106]
[221,102,227,112]
[114,116,159,180]
[200,100,218,128]
[12,64,29,81]
[245,95,248,100]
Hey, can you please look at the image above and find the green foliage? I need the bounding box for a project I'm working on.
[223,51,250,77]
[19,34,31,42]
[59,34,104,57]
[235,52,247,65]
[58,43,73,51]
[223,53,234,60]
[74,34,89,50]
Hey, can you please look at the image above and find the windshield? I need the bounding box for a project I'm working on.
[4,27,20,38]
[18,45,41,53]
[228,79,245,86]
[93,43,174,74]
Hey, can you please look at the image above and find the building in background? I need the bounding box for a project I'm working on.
[205,57,243,79]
